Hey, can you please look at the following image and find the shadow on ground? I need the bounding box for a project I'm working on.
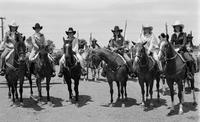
[69,95,93,108]
[101,97,140,108]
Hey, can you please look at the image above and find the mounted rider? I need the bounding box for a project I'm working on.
[170,20,197,73]
[138,24,162,72]
[58,27,87,77]
[26,23,56,77]
[0,20,24,76]
[107,25,135,77]
[90,38,100,49]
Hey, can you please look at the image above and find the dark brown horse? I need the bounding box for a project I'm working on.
[87,48,129,105]
[5,35,27,103]
[63,43,82,102]
[132,42,160,107]
[34,45,52,102]
[158,40,197,115]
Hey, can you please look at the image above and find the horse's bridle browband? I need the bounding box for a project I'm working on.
[165,53,177,61]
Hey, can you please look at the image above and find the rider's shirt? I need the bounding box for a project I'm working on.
[63,36,79,53]
[32,32,46,49]
[90,43,100,49]
[108,36,124,49]
[139,33,159,53]
[170,32,187,48]
[4,31,21,48]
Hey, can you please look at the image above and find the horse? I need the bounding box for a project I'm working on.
[5,35,27,103]
[33,45,52,102]
[62,42,82,102]
[85,53,103,81]
[87,47,129,105]
[158,40,197,115]
[132,41,160,107]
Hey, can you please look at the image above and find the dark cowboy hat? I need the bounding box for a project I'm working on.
[79,39,87,45]
[33,23,43,30]
[65,27,76,35]
[111,26,123,33]
[187,34,193,38]
[91,38,97,42]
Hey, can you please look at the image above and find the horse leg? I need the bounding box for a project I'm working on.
[177,81,184,114]
[139,81,145,106]
[19,78,24,103]
[149,79,154,106]
[120,82,124,101]
[36,78,42,101]
[46,77,51,101]
[145,82,149,101]
[8,85,11,99]
[11,85,15,102]
[28,74,33,96]
[14,80,18,100]
[162,78,166,95]
[66,78,73,101]
[74,78,79,101]
[167,80,175,114]
[108,80,113,104]
[156,77,160,102]
[124,81,127,100]
[190,76,197,105]
[116,81,120,99]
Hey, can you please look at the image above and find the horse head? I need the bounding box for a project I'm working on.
[158,40,175,61]
[14,35,26,63]
[38,45,49,67]
[132,41,148,65]
[84,48,101,68]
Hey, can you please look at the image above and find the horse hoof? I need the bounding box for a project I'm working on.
[20,102,24,106]
[179,109,183,115]
[168,110,175,116]
[140,102,145,107]
[193,102,197,106]
[150,102,154,107]
[109,103,113,107]
[47,101,53,106]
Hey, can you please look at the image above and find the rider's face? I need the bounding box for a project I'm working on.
[114,31,120,36]
[143,28,151,34]
[174,26,181,32]
[34,28,41,33]
[68,33,74,38]
[10,26,17,32]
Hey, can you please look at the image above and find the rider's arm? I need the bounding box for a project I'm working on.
[32,35,39,49]
[170,34,175,47]
[72,38,79,53]
[181,33,187,48]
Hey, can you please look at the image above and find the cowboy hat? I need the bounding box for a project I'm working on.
[33,23,43,30]
[8,20,19,28]
[65,27,76,35]
[172,20,184,28]
[142,24,153,30]
[187,33,193,38]
[91,38,97,42]
[111,26,123,32]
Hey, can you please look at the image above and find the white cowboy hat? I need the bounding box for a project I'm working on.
[172,20,184,28]
[8,20,19,27]
[142,24,153,30]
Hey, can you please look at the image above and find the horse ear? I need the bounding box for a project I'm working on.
[23,36,26,42]
[63,37,66,43]
[143,41,147,46]
[132,41,136,45]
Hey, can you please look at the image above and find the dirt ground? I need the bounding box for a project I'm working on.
[0,66,199,122]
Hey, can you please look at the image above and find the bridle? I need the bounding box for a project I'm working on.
[159,43,178,62]
[135,47,149,67]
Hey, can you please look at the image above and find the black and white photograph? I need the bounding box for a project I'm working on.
[0,0,199,122]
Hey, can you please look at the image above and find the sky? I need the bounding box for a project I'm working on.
[0,0,199,49]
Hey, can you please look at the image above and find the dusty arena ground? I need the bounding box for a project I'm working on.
[0,66,199,122]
